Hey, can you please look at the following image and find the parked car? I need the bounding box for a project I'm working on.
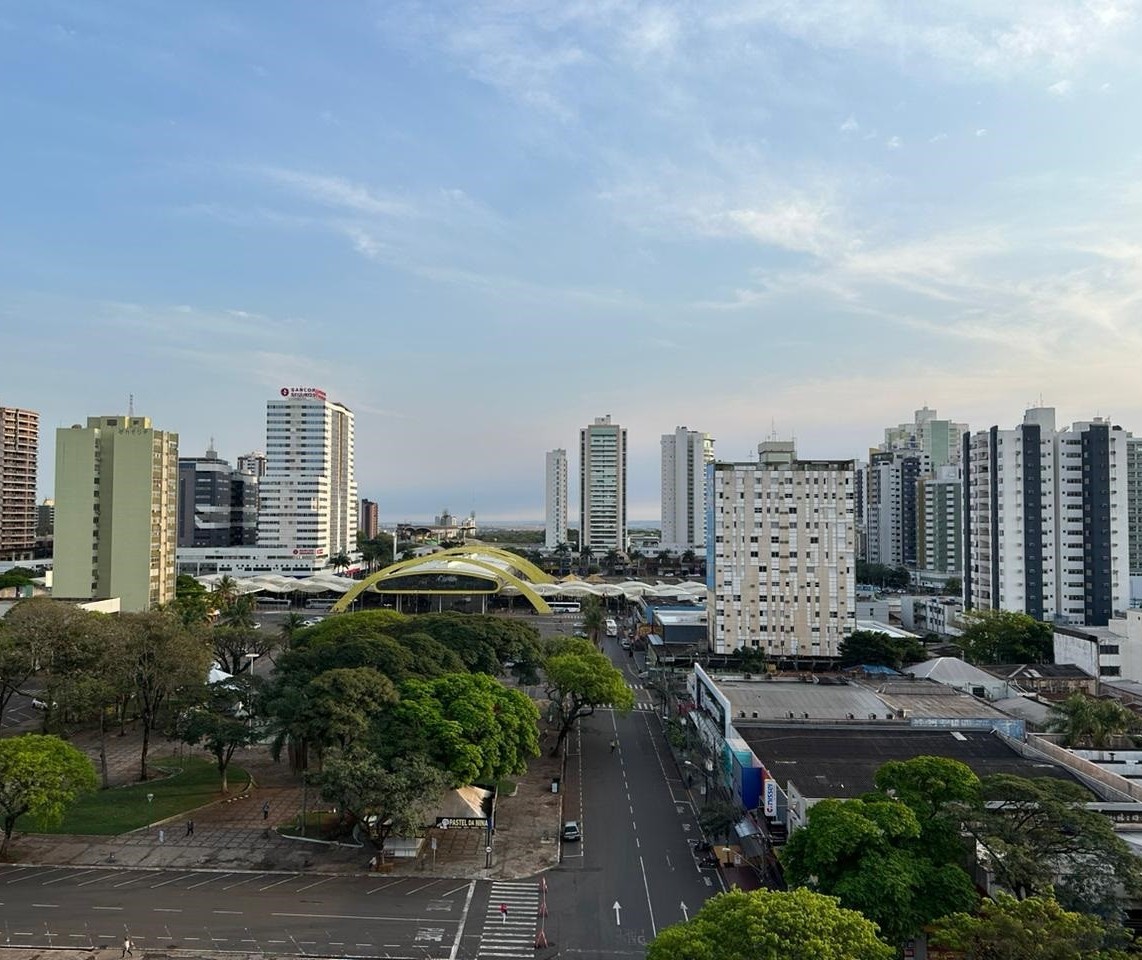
[561,821,581,842]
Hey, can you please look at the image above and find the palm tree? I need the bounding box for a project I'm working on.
[329,552,352,574]
[579,545,594,575]
[628,549,644,579]
[218,593,256,630]
[1048,694,1138,748]
[656,549,673,577]
[214,574,239,610]
[554,541,571,577]
[681,549,697,575]
[581,596,605,648]
[604,549,621,576]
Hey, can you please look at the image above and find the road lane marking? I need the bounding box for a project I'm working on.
[272,912,463,923]
[31,903,59,908]
[92,906,122,911]
[365,878,408,895]
[153,908,182,913]
[441,883,469,898]
[186,873,231,889]
[150,872,197,888]
[221,874,265,890]
[294,877,331,892]
[257,875,298,891]
[448,881,476,960]
[112,873,153,888]
[213,910,243,915]
[404,879,443,895]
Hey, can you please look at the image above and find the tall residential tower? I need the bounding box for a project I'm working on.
[661,426,714,550]
[579,416,627,552]
[0,406,39,560]
[54,414,179,611]
[545,448,568,549]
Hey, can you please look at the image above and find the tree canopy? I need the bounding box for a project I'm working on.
[839,630,926,669]
[0,734,97,857]
[646,888,893,960]
[779,796,977,945]
[929,893,1133,960]
[544,638,634,755]
[1048,694,1138,749]
[959,609,1053,664]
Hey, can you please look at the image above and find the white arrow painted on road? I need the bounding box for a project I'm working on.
[612,900,622,926]
[680,901,690,922]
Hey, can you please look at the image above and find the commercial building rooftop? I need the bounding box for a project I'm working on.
[741,725,1078,798]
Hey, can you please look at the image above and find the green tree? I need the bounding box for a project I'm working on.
[211,623,275,676]
[544,639,634,756]
[873,756,981,862]
[964,774,1142,915]
[316,749,449,848]
[217,593,257,630]
[839,630,927,669]
[959,609,1053,664]
[3,598,89,729]
[329,552,352,574]
[170,574,211,626]
[699,800,740,844]
[0,734,97,858]
[174,676,262,793]
[553,541,571,576]
[0,566,36,590]
[929,893,1134,960]
[381,673,539,786]
[646,887,893,960]
[856,561,910,590]
[305,667,398,756]
[0,620,36,729]
[779,796,977,946]
[120,611,215,781]
[580,597,605,647]
[1048,694,1138,749]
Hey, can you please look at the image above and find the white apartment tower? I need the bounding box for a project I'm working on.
[708,442,856,658]
[257,388,357,564]
[661,426,714,550]
[579,415,627,552]
[545,448,569,549]
[883,406,969,467]
[964,408,1129,626]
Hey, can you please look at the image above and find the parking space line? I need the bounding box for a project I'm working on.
[6,868,50,884]
[403,879,443,896]
[294,876,332,893]
[150,872,197,889]
[258,875,299,891]
[365,878,409,895]
[221,874,266,890]
[112,873,153,889]
[76,873,116,887]
[186,873,231,890]
[41,869,92,885]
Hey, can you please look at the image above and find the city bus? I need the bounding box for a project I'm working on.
[549,601,581,615]
[256,597,290,609]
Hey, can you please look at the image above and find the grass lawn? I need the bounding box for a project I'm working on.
[19,755,249,836]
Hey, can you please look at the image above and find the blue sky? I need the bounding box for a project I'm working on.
[4,2,1142,521]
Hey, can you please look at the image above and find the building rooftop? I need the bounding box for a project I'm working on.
[984,663,1096,682]
[740,725,1078,799]
[856,619,919,639]
[867,677,1010,720]
[905,657,1007,687]
[711,677,889,722]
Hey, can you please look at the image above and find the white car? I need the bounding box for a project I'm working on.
[301,617,324,627]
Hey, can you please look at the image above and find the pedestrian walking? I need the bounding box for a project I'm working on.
[186,819,194,837]
[610,738,617,753]
[262,801,270,820]
[121,937,133,957]
[499,903,508,924]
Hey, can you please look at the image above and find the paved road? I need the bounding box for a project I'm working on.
[540,635,723,959]
[0,865,544,958]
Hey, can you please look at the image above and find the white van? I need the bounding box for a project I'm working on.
[605,618,618,638]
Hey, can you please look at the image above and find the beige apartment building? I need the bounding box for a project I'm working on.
[54,415,179,612]
[0,406,39,560]
[708,441,856,659]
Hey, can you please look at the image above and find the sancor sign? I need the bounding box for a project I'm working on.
[279,387,327,401]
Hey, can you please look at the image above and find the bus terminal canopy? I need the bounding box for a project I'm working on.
[194,547,707,615]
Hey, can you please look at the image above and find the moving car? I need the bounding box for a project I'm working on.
[605,618,618,637]
[561,820,581,842]
[620,638,632,650]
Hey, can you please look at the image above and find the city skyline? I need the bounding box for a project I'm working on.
[5,3,1142,519]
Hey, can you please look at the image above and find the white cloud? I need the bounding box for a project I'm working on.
[929,132,948,142]
[839,114,859,132]
[975,127,988,136]
[1047,78,1074,96]
[259,168,416,218]
[886,135,902,149]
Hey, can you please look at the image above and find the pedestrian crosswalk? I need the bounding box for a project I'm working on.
[476,880,539,958]
[601,700,658,711]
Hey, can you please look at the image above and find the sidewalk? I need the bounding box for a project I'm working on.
[4,707,565,881]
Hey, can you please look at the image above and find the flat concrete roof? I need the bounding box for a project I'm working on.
[741,725,1078,798]
[712,677,888,722]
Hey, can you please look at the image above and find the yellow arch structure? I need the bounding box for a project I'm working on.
[330,547,553,615]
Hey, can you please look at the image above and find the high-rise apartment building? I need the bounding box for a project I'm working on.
[1127,437,1142,578]
[661,426,714,550]
[866,450,929,569]
[360,498,379,540]
[707,441,856,658]
[257,387,357,563]
[236,451,267,478]
[177,445,258,549]
[883,406,969,467]
[0,406,39,560]
[579,416,627,552]
[36,499,54,538]
[545,449,568,549]
[54,415,178,611]
[917,464,962,579]
[964,408,1129,626]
